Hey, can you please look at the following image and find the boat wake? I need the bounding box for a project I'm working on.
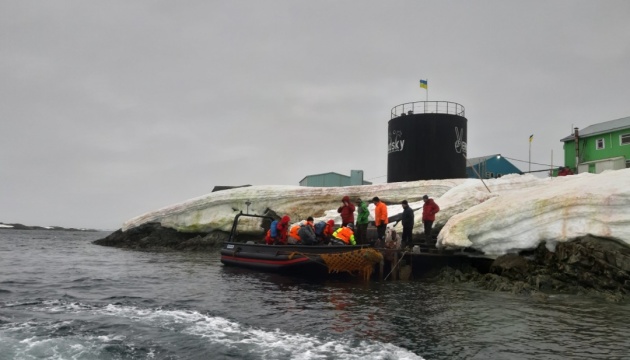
[1,299,423,359]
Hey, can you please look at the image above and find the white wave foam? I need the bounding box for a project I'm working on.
[3,301,423,359]
[96,304,424,360]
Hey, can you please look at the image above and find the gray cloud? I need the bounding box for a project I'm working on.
[1,1,629,229]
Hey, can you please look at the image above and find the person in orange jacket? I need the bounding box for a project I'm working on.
[288,223,302,244]
[372,196,388,245]
[331,223,356,245]
[288,217,316,244]
[421,195,440,243]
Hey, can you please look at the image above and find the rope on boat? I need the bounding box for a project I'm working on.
[384,250,408,281]
[286,251,329,269]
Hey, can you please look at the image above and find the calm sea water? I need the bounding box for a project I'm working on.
[1,230,629,360]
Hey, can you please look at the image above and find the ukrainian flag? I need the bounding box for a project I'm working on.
[420,79,428,89]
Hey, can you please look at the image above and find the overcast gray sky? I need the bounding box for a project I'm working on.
[1,1,629,230]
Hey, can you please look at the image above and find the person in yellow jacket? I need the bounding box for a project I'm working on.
[331,223,356,245]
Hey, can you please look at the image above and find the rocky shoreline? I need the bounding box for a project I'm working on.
[93,223,229,251]
[94,227,630,301]
[432,235,630,302]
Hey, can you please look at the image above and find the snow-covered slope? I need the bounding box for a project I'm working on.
[122,179,464,233]
[121,169,630,256]
[437,169,630,255]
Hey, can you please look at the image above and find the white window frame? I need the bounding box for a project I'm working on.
[596,138,605,150]
[485,172,494,179]
[620,133,630,146]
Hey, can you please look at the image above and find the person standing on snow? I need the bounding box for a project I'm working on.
[355,198,369,245]
[337,196,355,227]
[558,166,574,176]
[372,196,388,246]
[401,200,414,249]
[421,195,440,244]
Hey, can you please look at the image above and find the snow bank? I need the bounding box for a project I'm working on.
[437,169,630,255]
[122,179,464,233]
[122,169,630,256]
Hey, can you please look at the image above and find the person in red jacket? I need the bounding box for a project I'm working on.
[337,196,355,227]
[321,219,335,244]
[558,166,574,176]
[264,215,291,245]
[421,195,440,244]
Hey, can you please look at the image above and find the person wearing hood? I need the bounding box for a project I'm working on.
[337,196,355,227]
[355,198,369,245]
[421,195,440,243]
[314,219,335,244]
[265,215,291,245]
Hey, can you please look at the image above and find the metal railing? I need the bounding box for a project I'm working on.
[390,101,465,119]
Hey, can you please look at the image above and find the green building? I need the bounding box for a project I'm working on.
[299,170,372,187]
[560,116,630,174]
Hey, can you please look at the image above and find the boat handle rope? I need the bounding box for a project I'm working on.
[286,252,330,269]
[384,250,409,281]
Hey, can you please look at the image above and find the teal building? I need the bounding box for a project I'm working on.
[299,170,372,187]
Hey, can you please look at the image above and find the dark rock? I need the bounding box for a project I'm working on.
[427,235,630,301]
[479,235,630,301]
[490,254,530,280]
[93,222,227,251]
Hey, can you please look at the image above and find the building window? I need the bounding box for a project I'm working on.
[596,138,605,150]
[621,133,630,146]
[485,172,494,178]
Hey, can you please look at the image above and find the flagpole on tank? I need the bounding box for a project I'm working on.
[419,79,428,112]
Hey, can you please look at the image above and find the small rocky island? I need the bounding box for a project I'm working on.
[0,222,97,231]
[94,169,630,301]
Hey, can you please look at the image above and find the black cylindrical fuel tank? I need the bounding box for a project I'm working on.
[387,110,467,182]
